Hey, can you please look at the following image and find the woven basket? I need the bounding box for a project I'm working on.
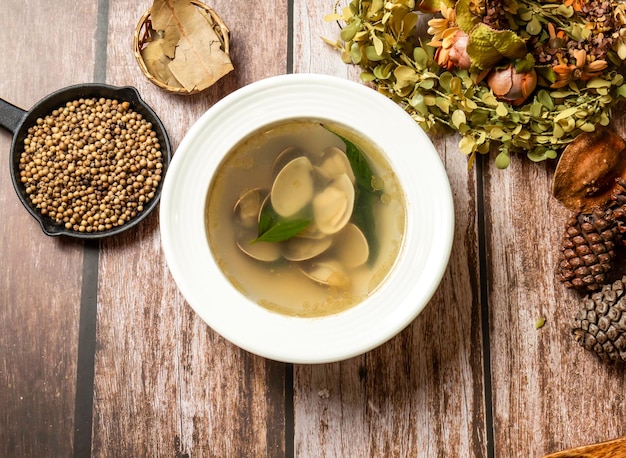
[133,1,231,95]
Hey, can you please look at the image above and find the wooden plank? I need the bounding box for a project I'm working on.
[292,1,488,456]
[0,1,98,456]
[92,0,289,455]
[485,139,626,456]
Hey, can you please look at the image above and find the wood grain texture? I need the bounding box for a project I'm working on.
[92,0,289,456]
[7,1,626,457]
[292,1,487,456]
[485,156,626,457]
[0,1,98,456]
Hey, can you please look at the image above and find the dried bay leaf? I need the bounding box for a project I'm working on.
[150,0,188,58]
[167,6,233,91]
[146,0,233,92]
[141,36,182,88]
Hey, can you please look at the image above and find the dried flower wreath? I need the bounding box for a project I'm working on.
[326,0,626,167]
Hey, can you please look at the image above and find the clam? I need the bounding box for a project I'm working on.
[312,173,355,235]
[282,235,332,261]
[236,230,282,262]
[300,260,350,289]
[272,146,304,177]
[296,222,326,239]
[334,223,369,268]
[271,156,314,217]
[233,188,266,229]
[316,146,355,184]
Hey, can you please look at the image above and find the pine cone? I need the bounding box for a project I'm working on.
[557,208,620,292]
[612,178,626,237]
[572,276,626,363]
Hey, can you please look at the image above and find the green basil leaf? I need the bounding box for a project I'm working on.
[322,125,383,264]
[257,200,279,236]
[323,126,375,192]
[351,191,379,264]
[252,218,311,244]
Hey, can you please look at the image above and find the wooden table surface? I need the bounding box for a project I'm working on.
[1,1,625,457]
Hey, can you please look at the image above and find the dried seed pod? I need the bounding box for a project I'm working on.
[552,126,626,213]
[486,65,537,106]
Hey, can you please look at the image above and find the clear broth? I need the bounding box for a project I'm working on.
[205,120,406,317]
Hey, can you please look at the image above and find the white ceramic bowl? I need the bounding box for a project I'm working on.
[160,73,454,363]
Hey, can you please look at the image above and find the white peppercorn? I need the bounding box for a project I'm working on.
[18,97,163,233]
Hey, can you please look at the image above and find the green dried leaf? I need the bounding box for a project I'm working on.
[586,78,611,89]
[450,77,463,95]
[372,33,384,55]
[459,135,476,154]
[526,16,542,35]
[373,63,393,79]
[529,102,542,117]
[549,90,573,99]
[368,0,384,15]
[495,151,510,169]
[413,47,429,69]
[496,103,508,117]
[359,72,376,82]
[515,54,535,73]
[556,4,574,18]
[451,109,466,128]
[518,7,532,21]
[553,124,564,138]
[341,18,362,41]
[436,96,450,114]
[535,67,555,86]
[537,90,554,110]
[350,42,363,63]
[580,122,596,132]
[394,65,419,87]
[365,46,385,61]
[554,106,578,122]
[456,0,481,34]
[467,24,527,71]
[481,92,499,107]
[419,78,436,90]
[439,72,453,91]
[535,317,546,329]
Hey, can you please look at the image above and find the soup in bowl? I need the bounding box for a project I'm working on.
[160,73,454,363]
[205,119,406,318]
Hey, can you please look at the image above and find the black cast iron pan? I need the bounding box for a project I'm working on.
[0,83,172,239]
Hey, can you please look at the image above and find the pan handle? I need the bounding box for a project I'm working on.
[0,98,27,134]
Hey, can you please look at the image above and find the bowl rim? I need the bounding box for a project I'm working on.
[160,73,454,363]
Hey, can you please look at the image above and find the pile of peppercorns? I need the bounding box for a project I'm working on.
[18,97,163,233]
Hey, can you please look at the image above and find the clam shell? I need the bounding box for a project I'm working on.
[237,230,281,262]
[271,156,314,217]
[282,235,332,261]
[316,146,355,184]
[312,173,355,235]
[233,188,266,229]
[300,260,350,288]
[272,146,304,177]
[334,223,369,268]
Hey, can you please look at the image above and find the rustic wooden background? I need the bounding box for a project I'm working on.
[1,0,625,456]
